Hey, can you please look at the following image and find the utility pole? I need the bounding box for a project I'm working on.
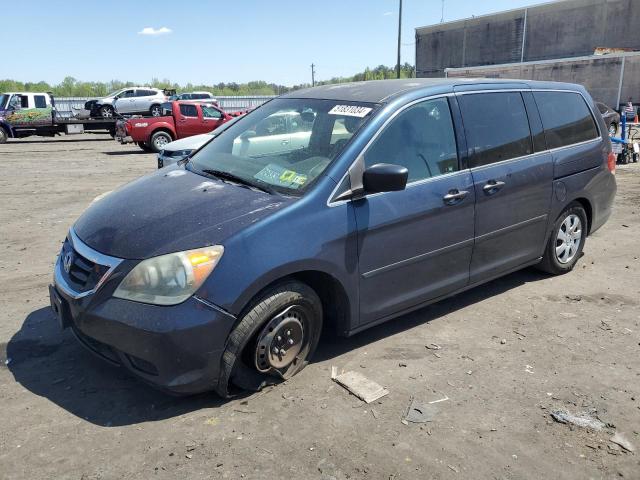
[396,0,402,79]
[441,0,445,23]
[311,63,316,87]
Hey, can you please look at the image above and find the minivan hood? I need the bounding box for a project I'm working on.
[74,167,292,259]
[165,133,212,151]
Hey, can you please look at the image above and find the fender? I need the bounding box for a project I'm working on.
[146,122,176,143]
[0,120,15,138]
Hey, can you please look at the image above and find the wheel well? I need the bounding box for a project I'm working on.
[151,128,174,140]
[573,197,593,234]
[291,271,350,337]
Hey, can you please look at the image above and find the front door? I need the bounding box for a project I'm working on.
[353,97,475,325]
[176,104,201,137]
[200,105,226,134]
[115,89,136,114]
[456,91,554,283]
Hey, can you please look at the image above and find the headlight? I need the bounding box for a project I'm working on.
[113,246,224,305]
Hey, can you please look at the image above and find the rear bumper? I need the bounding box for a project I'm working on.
[51,270,237,394]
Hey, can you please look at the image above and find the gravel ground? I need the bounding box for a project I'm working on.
[0,134,639,479]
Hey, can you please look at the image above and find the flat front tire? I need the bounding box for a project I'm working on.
[537,202,588,275]
[215,281,323,398]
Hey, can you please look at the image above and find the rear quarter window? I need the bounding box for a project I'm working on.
[533,92,599,149]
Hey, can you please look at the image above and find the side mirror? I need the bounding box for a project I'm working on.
[362,163,408,194]
[239,130,256,141]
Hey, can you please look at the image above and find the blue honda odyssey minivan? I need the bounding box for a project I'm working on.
[49,79,616,396]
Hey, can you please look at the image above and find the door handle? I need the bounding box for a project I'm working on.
[443,189,469,205]
[482,180,506,194]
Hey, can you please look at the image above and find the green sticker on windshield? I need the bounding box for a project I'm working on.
[255,164,308,189]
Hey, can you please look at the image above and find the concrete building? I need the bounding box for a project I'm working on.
[415,0,640,107]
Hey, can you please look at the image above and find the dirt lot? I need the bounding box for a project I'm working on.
[0,134,639,479]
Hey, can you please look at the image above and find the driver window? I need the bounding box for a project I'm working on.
[202,106,222,119]
[120,90,135,98]
[364,97,459,183]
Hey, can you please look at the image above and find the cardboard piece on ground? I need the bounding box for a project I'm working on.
[332,371,389,403]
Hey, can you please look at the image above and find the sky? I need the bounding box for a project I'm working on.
[5,0,541,87]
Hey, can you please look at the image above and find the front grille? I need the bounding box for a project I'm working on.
[59,239,110,294]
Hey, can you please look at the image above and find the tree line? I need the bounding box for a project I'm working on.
[0,64,416,98]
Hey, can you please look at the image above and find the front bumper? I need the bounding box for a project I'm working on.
[49,235,236,395]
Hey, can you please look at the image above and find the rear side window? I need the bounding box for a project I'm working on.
[458,92,532,168]
[20,95,29,108]
[34,95,47,108]
[364,97,459,182]
[533,92,599,149]
[179,104,198,117]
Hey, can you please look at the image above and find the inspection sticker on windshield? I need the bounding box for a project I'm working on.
[328,105,372,117]
[255,164,308,189]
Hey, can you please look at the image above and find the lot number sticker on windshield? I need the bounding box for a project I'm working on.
[255,164,308,189]
[328,105,372,117]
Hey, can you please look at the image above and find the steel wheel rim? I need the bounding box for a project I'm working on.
[151,106,161,116]
[154,135,169,149]
[555,214,582,264]
[255,305,306,374]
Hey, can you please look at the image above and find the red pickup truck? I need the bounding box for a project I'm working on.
[115,101,241,152]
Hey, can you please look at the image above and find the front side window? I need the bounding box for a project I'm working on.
[34,95,46,108]
[202,106,222,119]
[179,104,198,117]
[534,91,599,149]
[364,97,459,182]
[189,98,376,195]
[119,90,135,98]
[459,92,532,168]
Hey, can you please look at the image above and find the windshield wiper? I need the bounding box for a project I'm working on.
[201,169,275,194]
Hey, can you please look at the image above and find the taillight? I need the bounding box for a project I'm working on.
[607,151,616,174]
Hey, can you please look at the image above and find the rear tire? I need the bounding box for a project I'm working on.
[149,131,173,153]
[150,104,162,117]
[215,281,323,398]
[137,141,153,152]
[537,202,587,275]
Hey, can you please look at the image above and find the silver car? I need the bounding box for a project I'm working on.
[101,88,168,117]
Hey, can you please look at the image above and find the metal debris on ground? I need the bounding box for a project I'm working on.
[428,395,449,404]
[425,343,442,350]
[332,371,389,403]
[403,397,438,424]
[550,409,605,430]
[610,432,635,452]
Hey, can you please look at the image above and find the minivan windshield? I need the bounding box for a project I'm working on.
[188,98,377,195]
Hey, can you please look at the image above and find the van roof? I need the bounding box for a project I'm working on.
[281,78,583,104]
